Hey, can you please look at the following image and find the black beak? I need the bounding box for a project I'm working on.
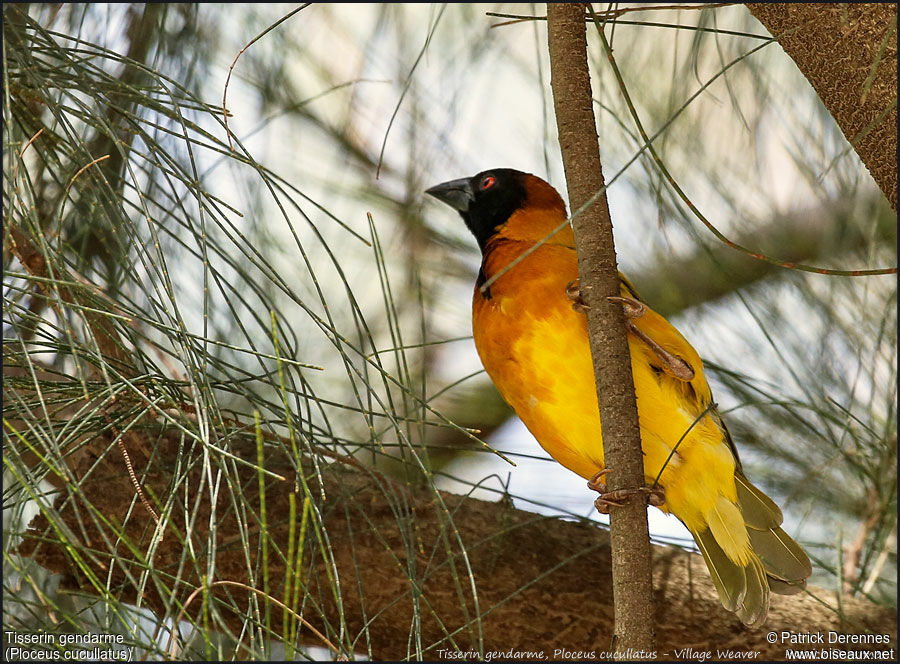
[425,177,475,213]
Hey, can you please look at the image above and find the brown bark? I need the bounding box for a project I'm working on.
[10,426,897,660]
[546,3,654,657]
[747,3,898,209]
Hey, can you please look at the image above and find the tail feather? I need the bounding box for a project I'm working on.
[708,495,751,565]
[747,526,812,587]
[736,474,812,592]
[767,577,807,595]
[741,554,770,628]
[694,527,768,626]
[692,477,811,626]
[735,473,782,530]
[694,528,745,612]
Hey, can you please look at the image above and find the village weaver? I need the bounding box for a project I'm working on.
[426,168,811,627]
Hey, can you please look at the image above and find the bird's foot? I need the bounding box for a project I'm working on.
[587,469,666,514]
[607,297,695,382]
[607,295,645,319]
[566,279,590,313]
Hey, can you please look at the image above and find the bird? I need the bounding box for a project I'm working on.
[425,168,811,627]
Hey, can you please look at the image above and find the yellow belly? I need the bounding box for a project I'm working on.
[472,270,738,534]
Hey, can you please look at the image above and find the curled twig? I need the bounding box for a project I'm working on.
[223,4,310,151]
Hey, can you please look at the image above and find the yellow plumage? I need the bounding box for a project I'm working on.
[427,169,811,626]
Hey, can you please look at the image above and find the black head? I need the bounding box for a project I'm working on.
[425,168,530,252]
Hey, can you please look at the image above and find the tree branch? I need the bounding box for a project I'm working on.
[547,3,654,655]
[746,3,898,210]
[10,422,896,659]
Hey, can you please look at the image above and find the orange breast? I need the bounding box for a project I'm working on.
[473,239,605,479]
[472,235,738,532]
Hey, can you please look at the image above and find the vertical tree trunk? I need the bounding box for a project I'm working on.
[546,3,655,657]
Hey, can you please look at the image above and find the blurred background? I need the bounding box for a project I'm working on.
[4,3,896,659]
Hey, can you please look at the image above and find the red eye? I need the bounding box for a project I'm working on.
[480,175,496,190]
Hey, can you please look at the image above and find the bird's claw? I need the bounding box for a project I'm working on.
[566,279,589,313]
[607,297,696,382]
[587,469,666,514]
[607,295,645,319]
[569,286,696,383]
[652,349,695,382]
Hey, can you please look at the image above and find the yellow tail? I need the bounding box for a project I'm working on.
[691,473,811,627]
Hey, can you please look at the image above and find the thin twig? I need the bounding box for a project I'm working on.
[223,4,311,151]
[842,487,881,594]
[585,5,896,277]
[11,127,45,190]
[861,517,897,595]
[652,402,718,489]
[375,4,445,178]
[166,579,340,660]
[67,154,111,186]
[489,3,735,24]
